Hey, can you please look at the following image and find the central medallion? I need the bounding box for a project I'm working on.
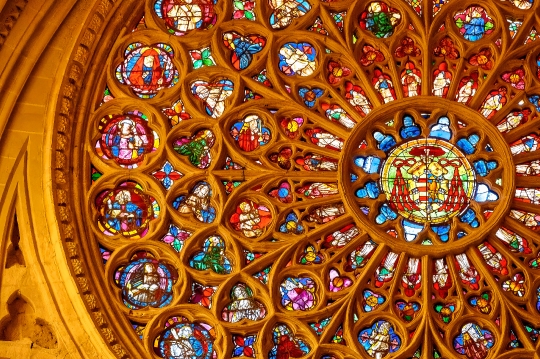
[380,138,476,225]
[340,98,514,255]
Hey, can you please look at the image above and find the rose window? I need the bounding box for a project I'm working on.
[69,0,540,358]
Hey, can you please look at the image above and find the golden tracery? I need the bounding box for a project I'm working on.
[60,0,540,358]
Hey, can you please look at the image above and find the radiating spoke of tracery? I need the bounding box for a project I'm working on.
[78,0,540,358]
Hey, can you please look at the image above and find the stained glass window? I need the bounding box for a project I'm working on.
[81,0,540,358]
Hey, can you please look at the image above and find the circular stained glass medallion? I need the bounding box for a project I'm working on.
[380,138,476,225]
[74,0,540,358]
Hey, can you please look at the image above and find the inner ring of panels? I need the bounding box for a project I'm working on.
[82,0,540,358]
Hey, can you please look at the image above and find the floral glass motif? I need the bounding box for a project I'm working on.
[189,235,232,274]
[359,2,401,38]
[154,0,217,35]
[189,282,217,308]
[114,252,178,309]
[222,283,266,322]
[163,99,191,127]
[189,47,216,69]
[95,182,159,238]
[161,224,191,252]
[232,0,255,20]
[278,42,317,76]
[152,161,183,190]
[96,112,158,168]
[154,317,216,359]
[232,334,257,357]
[453,6,495,42]
[116,43,179,98]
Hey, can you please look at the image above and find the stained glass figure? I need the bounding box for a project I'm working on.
[372,68,396,103]
[174,181,216,223]
[190,79,234,118]
[268,324,310,359]
[433,258,452,298]
[453,323,494,359]
[96,112,158,168]
[508,0,533,9]
[222,283,266,322]
[278,42,317,76]
[305,128,343,151]
[95,182,158,238]
[280,277,316,311]
[154,0,217,35]
[189,235,232,274]
[456,72,479,104]
[432,62,452,98]
[321,103,356,128]
[402,257,421,296]
[173,129,215,169]
[222,32,266,70]
[359,2,401,38]
[454,6,495,42]
[116,43,178,98]
[296,153,338,171]
[497,109,531,133]
[455,253,480,290]
[115,252,178,309]
[401,62,422,97]
[358,320,401,358]
[155,318,216,359]
[230,199,272,237]
[230,115,271,152]
[345,81,372,116]
[269,0,311,29]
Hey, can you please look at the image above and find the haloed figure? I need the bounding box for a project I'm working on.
[127,262,161,304]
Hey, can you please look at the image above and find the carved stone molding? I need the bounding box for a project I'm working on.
[0,0,28,48]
